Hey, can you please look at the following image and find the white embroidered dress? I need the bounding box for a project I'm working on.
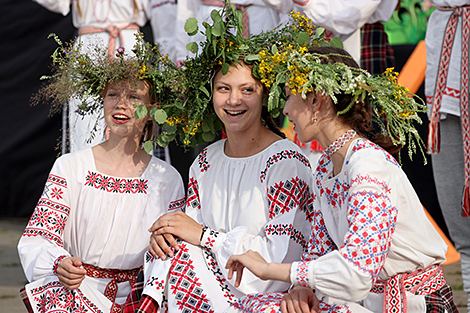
[141,139,314,312]
[18,147,185,313]
[231,139,447,313]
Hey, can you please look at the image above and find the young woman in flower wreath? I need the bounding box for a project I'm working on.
[18,38,185,313]
[123,7,322,313]
[224,46,458,313]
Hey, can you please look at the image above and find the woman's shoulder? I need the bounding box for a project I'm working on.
[347,139,400,168]
[147,155,183,181]
[55,147,93,167]
[263,139,311,163]
[259,139,313,180]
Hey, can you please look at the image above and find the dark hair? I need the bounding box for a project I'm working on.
[307,46,400,154]
[213,61,286,139]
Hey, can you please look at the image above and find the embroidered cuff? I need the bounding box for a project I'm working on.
[290,261,311,288]
[200,228,219,251]
[53,255,68,275]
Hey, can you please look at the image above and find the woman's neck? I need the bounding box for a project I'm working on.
[224,125,282,158]
[317,125,358,177]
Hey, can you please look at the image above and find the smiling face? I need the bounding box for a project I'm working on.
[212,63,265,137]
[103,80,151,139]
[283,88,317,143]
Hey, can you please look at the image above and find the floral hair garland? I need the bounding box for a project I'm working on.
[147,4,339,147]
[257,47,428,162]
[33,32,178,151]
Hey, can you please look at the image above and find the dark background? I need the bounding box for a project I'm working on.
[0,0,450,239]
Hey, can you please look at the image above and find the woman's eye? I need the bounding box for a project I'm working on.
[217,86,229,91]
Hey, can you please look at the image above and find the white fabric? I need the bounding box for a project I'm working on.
[18,147,185,312]
[32,0,149,152]
[148,0,178,62]
[424,0,470,118]
[261,0,397,65]
[175,0,284,62]
[289,139,447,311]
[32,0,148,28]
[142,138,314,311]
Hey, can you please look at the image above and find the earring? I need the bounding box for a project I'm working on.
[313,111,318,123]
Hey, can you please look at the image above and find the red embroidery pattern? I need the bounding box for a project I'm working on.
[320,178,349,208]
[203,229,219,249]
[267,177,315,223]
[50,187,64,200]
[351,174,392,195]
[232,291,354,313]
[371,264,446,313]
[23,174,70,247]
[169,197,186,211]
[202,248,236,303]
[260,150,311,183]
[197,148,210,172]
[341,191,397,278]
[167,244,215,312]
[303,209,336,261]
[150,0,176,9]
[29,281,103,313]
[85,171,148,194]
[53,255,68,275]
[351,140,398,166]
[265,224,307,251]
[231,292,284,313]
[186,178,201,210]
[293,261,310,288]
[48,174,67,188]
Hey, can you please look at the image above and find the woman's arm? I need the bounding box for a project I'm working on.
[17,156,76,283]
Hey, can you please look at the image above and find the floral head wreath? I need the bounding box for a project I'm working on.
[256,47,427,162]
[153,3,340,147]
[33,32,178,152]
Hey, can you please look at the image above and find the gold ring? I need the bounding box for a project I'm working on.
[167,220,170,227]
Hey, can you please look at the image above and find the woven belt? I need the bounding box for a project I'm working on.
[371,264,446,313]
[78,23,140,58]
[83,263,140,313]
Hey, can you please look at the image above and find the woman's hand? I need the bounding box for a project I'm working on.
[148,211,204,259]
[56,257,86,290]
[281,286,319,313]
[226,250,269,287]
[226,250,292,287]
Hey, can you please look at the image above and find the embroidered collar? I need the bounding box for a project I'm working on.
[324,129,356,157]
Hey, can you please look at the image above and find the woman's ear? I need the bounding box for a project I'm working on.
[312,92,329,113]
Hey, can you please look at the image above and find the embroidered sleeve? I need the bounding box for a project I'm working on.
[18,158,72,282]
[22,173,70,248]
[339,175,397,279]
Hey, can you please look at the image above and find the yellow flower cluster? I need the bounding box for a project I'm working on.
[383,67,411,102]
[182,120,202,136]
[138,64,147,79]
[258,48,291,88]
[166,116,187,126]
[290,10,316,36]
